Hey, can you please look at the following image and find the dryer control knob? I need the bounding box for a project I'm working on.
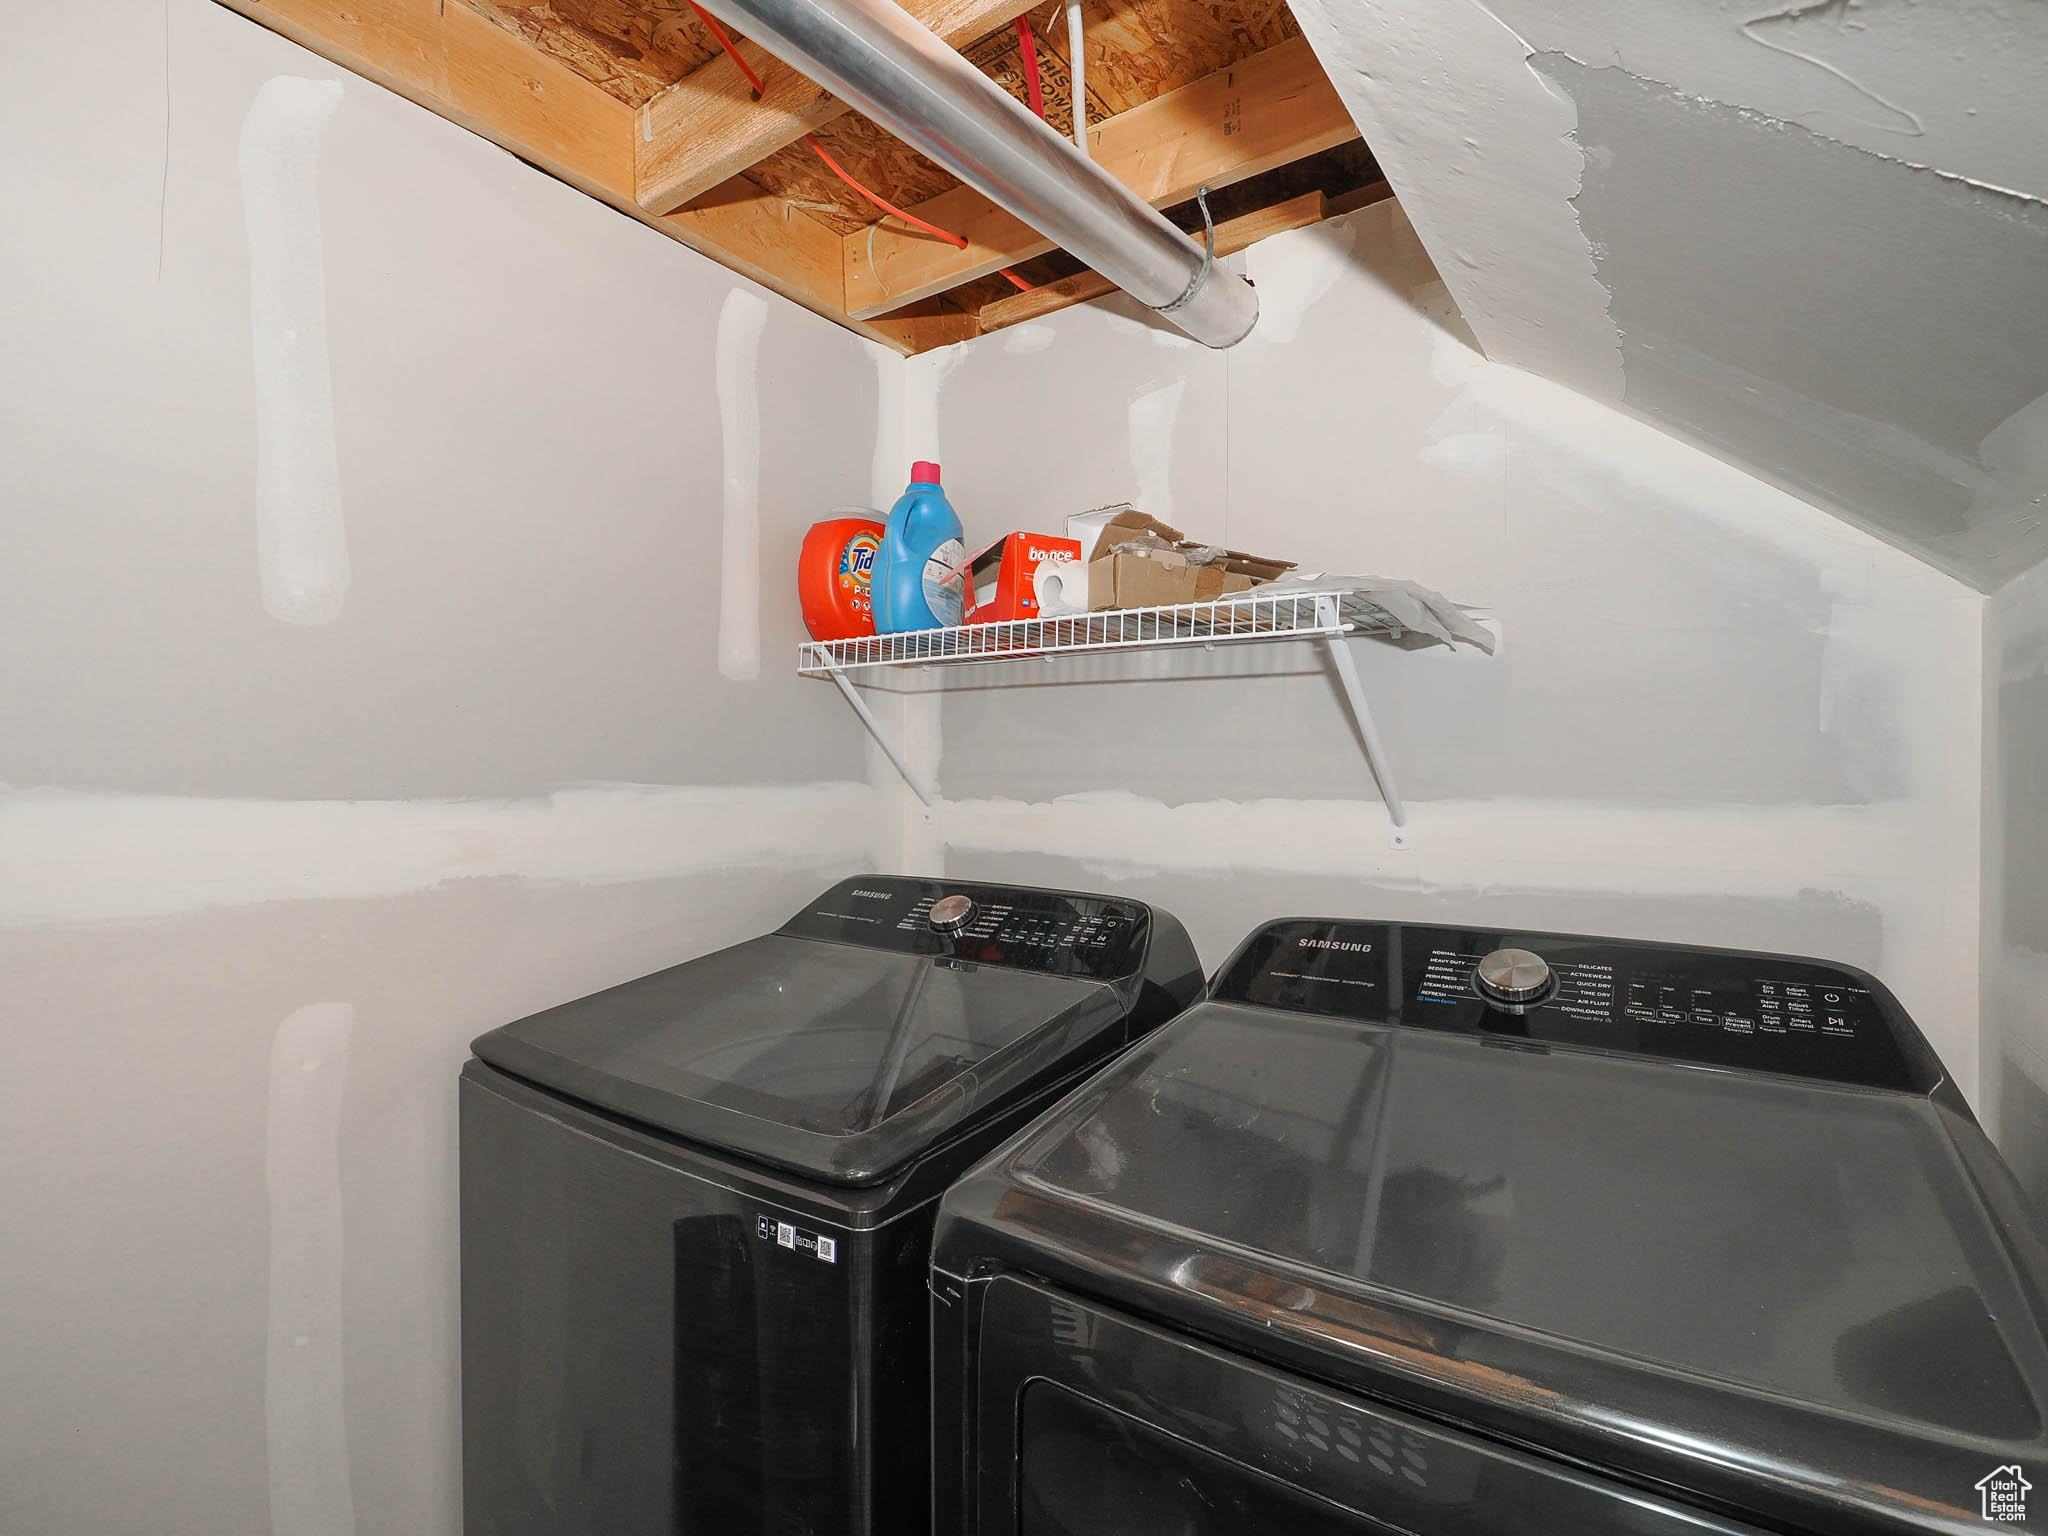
[929,894,976,934]
[1474,948,1555,1012]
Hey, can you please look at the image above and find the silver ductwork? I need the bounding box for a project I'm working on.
[693,0,1261,347]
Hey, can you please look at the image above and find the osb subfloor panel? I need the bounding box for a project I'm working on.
[463,0,1307,240]
[744,115,964,238]
[459,1,723,102]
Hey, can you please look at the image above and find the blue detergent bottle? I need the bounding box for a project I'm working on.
[872,460,966,632]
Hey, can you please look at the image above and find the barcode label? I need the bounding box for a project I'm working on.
[758,1213,840,1265]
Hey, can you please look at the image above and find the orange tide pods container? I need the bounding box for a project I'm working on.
[798,515,886,641]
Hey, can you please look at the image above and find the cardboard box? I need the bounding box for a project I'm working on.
[1067,504,1182,560]
[1074,505,1295,611]
[958,532,1084,623]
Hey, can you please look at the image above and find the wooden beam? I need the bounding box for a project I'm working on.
[658,174,850,316]
[971,190,1332,337]
[635,0,1043,217]
[842,36,1357,320]
[869,298,985,353]
[210,1,954,349]
[213,0,635,198]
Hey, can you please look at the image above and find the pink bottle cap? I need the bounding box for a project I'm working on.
[912,460,942,485]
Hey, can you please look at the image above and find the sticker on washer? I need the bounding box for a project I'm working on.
[757,1213,838,1263]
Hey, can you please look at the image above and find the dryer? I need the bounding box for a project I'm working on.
[932,918,2048,1535]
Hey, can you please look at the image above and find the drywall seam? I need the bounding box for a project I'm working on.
[1988,948,2048,1066]
[1128,376,1187,525]
[1103,304,1198,351]
[266,1001,355,1536]
[868,340,907,509]
[1421,325,1976,590]
[862,340,945,871]
[1974,386,2048,548]
[1001,324,1056,355]
[903,345,967,468]
[1285,0,1625,398]
[1535,48,2048,210]
[1421,338,1509,479]
[715,287,770,681]
[938,787,1975,1094]
[941,791,1936,891]
[1738,0,1924,139]
[157,0,173,280]
[0,782,874,925]
[1244,220,1357,347]
[239,74,349,627]
[1480,0,2048,205]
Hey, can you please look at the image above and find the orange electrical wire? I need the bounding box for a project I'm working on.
[802,134,969,250]
[688,0,767,93]
[685,0,1032,294]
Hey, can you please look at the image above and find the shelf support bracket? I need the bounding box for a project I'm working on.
[1317,597,1410,849]
[825,662,937,809]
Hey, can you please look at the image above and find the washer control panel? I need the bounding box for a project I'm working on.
[1212,919,1933,1093]
[785,877,1149,981]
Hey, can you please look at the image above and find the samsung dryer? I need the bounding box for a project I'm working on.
[932,918,2048,1535]
[459,875,1199,1536]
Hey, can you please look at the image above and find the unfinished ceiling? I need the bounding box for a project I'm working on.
[219,0,2044,591]
[1289,0,2048,591]
[217,0,1382,354]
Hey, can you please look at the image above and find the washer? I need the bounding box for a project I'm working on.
[459,875,1199,1536]
[932,917,2048,1535]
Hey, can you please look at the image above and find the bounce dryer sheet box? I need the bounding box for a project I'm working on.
[958,532,1084,624]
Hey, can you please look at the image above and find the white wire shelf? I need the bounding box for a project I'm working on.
[797,588,1397,675]
[801,587,1463,849]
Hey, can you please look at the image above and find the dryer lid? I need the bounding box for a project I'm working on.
[987,1000,2048,1450]
[472,932,1123,1185]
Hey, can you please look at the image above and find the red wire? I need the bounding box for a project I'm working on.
[803,134,967,249]
[687,1,766,95]
[686,0,1032,294]
[1015,16,1046,119]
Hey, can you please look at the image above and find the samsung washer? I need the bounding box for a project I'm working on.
[459,875,1200,1535]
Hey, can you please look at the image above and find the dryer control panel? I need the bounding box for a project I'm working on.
[1212,919,1941,1093]
[783,877,1151,982]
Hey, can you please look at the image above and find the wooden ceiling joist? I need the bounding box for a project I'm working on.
[635,0,1043,216]
[213,1,1377,355]
[841,35,1356,320]
[213,0,937,350]
[214,0,634,196]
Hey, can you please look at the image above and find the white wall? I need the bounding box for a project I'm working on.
[0,9,2001,1529]
[0,5,886,1533]
[1983,560,2048,1205]
[893,197,1985,1100]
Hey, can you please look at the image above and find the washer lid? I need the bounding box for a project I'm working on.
[472,933,1123,1185]
[959,999,2048,1515]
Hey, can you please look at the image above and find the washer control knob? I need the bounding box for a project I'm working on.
[1474,948,1555,1012]
[929,894,976,935]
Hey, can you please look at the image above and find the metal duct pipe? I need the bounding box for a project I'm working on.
[694,0,1260,347]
